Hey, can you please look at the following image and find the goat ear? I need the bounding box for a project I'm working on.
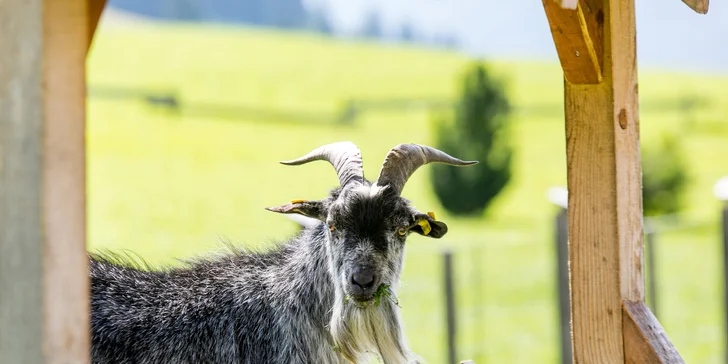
[410,212,448,239]
[265,199,327,222]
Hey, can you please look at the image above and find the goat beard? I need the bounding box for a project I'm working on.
[329,288,413,364]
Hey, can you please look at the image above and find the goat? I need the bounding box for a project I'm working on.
[89,142,477,364]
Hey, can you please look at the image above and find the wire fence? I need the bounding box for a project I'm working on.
[88,84,712,129]
[395,205,727,364]
[87,84,723,362]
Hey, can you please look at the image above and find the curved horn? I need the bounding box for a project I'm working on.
[280,141,364,187]
[376,144,478,195]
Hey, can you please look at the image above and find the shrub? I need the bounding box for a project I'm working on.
[429,62,513,217]
[641,132,690,217]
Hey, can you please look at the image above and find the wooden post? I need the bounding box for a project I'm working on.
[443,251,457,364]
[554,207,572,364]
[471,246,484,360]
[680,0,709,14]
[0,0,91,362]
[543,0,683,362]
[88,0,107,51]
[645,225,658,318]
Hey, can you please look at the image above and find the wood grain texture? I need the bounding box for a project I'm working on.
[43,0,91,362]
[609,0,644,304]
[561,0,649,361]
[0,0,90,362]
[680,0,709,14]
[88,0,107,50]
[542,0,604,84]
[557,0,683,362]
[565,80,624,364]
[0,0,45,361]
[623,301,684,363]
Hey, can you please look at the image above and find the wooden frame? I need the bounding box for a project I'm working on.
[89,0,107,51]
[542,0,700,362]
[0,0,711,362]
[0,0,104,362]
[681,0,709,14]
[543,0,603,84]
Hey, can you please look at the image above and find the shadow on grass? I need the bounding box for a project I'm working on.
[90,85,716,128]
[179,101,351,127]
[89,85,353,128]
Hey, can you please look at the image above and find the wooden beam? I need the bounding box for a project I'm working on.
[565,78,625,363]
[88,0,107,51]
[623,301,684,363]
[680,0,709,14]
[552,0,683,362]
[0,0,90,362]
[609,0,644,305]
[542,0,604,84]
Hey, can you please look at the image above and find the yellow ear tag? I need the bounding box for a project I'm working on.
[427,211,437,220]
[291,199,306,204]
[417,219,432,236]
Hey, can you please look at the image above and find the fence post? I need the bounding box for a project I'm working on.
[471,247,484,360]
[645,221,658,319]
[713,177,728,364]
[555,207,572,364]
[548,187,571,364]
[443,251,457,364]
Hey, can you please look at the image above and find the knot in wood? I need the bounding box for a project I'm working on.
[618,108,628,129]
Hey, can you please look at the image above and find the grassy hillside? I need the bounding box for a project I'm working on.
[87,23,728,363]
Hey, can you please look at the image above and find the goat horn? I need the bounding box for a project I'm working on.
[280,141,364,187]
[376,144,478,195]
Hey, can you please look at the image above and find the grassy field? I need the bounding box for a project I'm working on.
[87,21,728,363]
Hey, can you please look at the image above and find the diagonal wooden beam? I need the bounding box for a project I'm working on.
[88,0,107,52]
[542,0,604,84]
[556,0,709,15]
[681,0,709,14]
[623,301,684,363]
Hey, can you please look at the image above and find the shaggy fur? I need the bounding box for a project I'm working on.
[90,146,458,363]
[90,142,477,364]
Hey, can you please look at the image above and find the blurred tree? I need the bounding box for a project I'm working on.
[360,10,384,39]
[164,0,202,21]
[398,22,416,43]
[111,0,311,29]
[307,7,333,35]
[432,33,460,49]
[264,0,308,29]
[641,132,690,217]
[430,62,513,217]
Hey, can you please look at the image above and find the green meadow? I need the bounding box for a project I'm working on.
[87,22,728,363]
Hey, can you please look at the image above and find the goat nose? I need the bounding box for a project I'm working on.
[351,269,376,289]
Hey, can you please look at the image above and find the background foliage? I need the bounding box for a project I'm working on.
[642,131,690,217]
[430,62,513,217]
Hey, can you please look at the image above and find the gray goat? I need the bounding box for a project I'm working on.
[89,141,477,364]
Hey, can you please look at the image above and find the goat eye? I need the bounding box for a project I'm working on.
[397,227,408,236]
[329,224,336,232]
